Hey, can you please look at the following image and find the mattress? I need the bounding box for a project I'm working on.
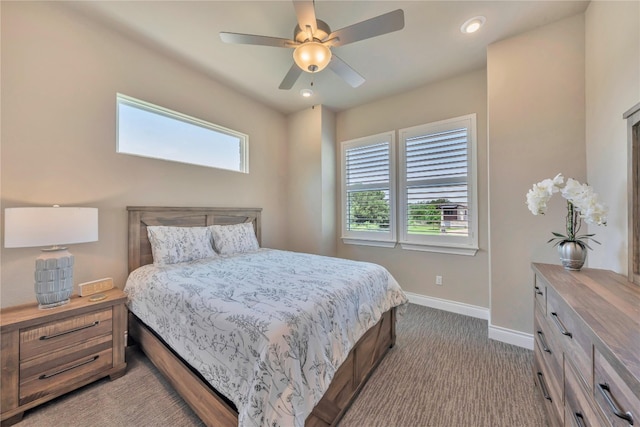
[124,248,407,427]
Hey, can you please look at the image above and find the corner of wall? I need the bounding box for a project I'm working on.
[321,106,337,256]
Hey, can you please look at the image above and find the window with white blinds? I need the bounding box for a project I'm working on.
[340,132,396,247]
[399,114,478,255]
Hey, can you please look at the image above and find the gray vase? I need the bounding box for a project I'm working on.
[557,241,587,271]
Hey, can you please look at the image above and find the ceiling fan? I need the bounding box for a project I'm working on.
[219,0,405,90]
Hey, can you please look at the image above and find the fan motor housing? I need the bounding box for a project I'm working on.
[294,19,331,43]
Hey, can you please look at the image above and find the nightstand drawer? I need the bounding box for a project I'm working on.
[20,309,113,361]
[19,344,113,405]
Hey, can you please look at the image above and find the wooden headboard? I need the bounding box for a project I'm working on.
[127,206,262,272]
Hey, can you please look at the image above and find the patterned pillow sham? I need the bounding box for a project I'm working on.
[147,226,216,265]
[209,222,260,255]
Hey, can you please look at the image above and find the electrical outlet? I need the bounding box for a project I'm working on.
[436,275,443,286]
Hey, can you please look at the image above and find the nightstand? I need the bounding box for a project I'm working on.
[0,288,127,426]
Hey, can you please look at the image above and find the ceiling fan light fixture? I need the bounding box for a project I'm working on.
[461,16,486,34]
[300,88,314,98]
[293,41,332,73]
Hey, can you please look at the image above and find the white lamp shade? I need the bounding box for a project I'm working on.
[4,207,98,248]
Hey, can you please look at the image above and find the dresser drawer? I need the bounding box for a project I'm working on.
[593,348,638,427]
[533,276,547,315]
[534,344,563,426]
[545,286,592,389]
[20,309,113,361]
[534,307,563,388]
[19,335,113,404]
[565,359,606,427]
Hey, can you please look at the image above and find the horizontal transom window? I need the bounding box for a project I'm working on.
[116,94,248,173]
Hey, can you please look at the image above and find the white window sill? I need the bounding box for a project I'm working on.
[340,238,478,255]
[399,242,478,256]
[341,238,397,248]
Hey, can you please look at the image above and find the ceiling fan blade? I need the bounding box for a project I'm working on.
[293,0,317,36]
[279,63,303,90]
[327,9,404,47]
[220,32,297,48]
[328,54,365,88]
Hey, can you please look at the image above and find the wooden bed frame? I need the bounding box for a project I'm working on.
[126,206,397,427]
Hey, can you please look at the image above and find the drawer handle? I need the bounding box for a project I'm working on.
[573,413,586,427]
[536,330,552,353]
[39,321,99,340]
[550,312,572,338]
[536,372,552,402]
[598,383,634,425]
[534,285,544,296]
[38,355,100,380]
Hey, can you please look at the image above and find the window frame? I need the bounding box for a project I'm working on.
[116,93,249,173]
[398,114,479,256]
[340,131,397,247]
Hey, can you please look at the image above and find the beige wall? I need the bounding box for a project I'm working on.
[287,107,321,254]
[1,2,289,307]
[336,70,490,309]
[286,105,336,256]
[487,15,586,333]
[585,1,640,274]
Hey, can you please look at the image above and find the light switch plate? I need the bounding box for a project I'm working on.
[79,278,114,297]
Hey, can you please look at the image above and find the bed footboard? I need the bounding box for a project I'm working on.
[307,307,396,426]
[129,307,396,427]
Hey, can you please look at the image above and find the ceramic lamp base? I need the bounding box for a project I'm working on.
[35,248,74,309]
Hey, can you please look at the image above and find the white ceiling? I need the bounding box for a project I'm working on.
[65,1,589,115]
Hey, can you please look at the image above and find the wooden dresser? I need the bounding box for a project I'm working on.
[0,289,127,426]
[532,263,640,426]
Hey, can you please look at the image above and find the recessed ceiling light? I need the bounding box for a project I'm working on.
[300,88,313,98]
[461,16,486,34]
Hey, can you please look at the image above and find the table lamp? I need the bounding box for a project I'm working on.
[4,205,98,309]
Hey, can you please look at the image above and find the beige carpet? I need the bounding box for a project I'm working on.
[19,304,548,427]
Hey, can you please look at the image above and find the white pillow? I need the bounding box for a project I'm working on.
[147,226,216,265]
[210,223,259,255]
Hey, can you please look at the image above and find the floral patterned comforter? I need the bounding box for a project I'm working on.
[124,249,407,427]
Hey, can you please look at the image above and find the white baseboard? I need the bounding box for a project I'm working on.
[488,324,534,350]
[404,291,533,350]
[404,291,489,320]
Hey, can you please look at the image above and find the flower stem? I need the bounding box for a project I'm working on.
[566,201,575,240]
[565,201,582,241]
